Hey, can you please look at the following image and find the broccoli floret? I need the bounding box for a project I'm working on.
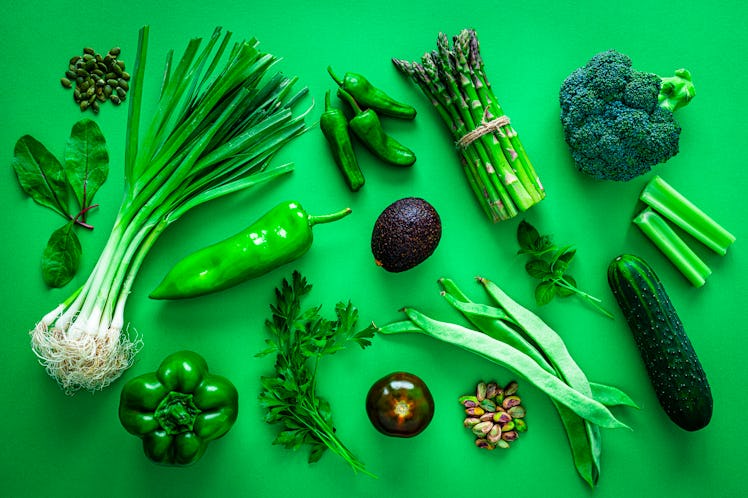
[559,49,694,181]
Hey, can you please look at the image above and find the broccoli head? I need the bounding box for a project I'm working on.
[559,50,695,181]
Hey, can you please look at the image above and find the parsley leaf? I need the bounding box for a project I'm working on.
[258,270,376,476]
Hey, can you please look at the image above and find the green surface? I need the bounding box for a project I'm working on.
[2,1,746,496]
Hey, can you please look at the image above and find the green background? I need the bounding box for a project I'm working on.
[2,1,746,496]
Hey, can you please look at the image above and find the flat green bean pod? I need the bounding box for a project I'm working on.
[380,309,629,430]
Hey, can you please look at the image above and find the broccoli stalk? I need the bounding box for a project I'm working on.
[559,50,696,181]
[658,69,696,112]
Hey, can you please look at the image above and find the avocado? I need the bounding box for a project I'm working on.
[371,197,442,272]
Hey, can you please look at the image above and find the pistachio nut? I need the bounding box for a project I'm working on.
[501,430,518,442]
[476,382,487,401]
[463,417,481,428]
[487,423,502,444]
[507,405,526,418]
[502,395,521,410]
[479,398,497,412]
[472,420,494,436]
[504,381,519,396]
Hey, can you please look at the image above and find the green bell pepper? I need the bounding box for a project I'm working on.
[118,351,239,466]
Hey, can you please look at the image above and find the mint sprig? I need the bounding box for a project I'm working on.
[517,220,614,319]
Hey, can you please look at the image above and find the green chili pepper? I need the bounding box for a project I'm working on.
[149,201,352,300]
[337,88,416,167]
[320,90,365,191]
[118,350,239,466]
[327,66,416,120]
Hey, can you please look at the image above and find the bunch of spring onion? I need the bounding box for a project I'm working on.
[393,29,545,222]
[31,26,310,394]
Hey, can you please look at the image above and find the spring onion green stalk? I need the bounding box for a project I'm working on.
[633,208,712,287]
[30,26,310,394]
[640,176,735,255]
[393,29,545,222]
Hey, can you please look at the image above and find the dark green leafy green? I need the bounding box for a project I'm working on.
[41,222,81,288]
[12,135,70,217]
[517,220,613,319]
[257,271,375,476]
[64,119,109,218]
[11,120,110,287]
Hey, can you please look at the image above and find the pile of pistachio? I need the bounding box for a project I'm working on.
[60,46,130,113]
[460,380,527,450]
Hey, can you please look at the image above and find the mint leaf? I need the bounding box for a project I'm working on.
[535,280,557,306]
[517,220,540,251]
[525,258,551,280]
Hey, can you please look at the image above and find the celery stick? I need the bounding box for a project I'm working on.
[633,208,712,287]
[640,176,736,255]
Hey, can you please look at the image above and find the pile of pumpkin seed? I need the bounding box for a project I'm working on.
[460,380,527,450]
[60,47,130,114]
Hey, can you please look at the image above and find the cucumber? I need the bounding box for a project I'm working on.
[607,254,712,431]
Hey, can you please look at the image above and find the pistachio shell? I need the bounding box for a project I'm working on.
[480,398,497,412]
[487,423,502,443]
[493,411,512,424]
[472,421,493,436]
[501,430,518,442]
[475,438,495,450]
[459,395,479,407]
[503,395,521,410]
[508,405,526,418]
[463,417,481,428]
[465,406,485,416]
[476,382,487,401]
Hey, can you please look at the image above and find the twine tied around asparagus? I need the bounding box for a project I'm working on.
[456,109,510,149]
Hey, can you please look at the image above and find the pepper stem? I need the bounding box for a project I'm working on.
[308,207,352,226]
[324,90,332,111]
[327,65,344,86]
[337,88,363,114]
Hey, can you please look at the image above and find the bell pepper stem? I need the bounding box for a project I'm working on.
[308,207,352,226]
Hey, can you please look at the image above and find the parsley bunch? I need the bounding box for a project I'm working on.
[517,221,613,319]
[258,271,376,476]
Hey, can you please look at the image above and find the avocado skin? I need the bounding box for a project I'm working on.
[371,197,442,272]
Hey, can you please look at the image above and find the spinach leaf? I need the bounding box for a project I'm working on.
[41,222,82,288]
[64,119,109,213]
[11,135,70,217]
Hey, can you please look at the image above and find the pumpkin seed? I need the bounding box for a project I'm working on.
[61,45,129,112]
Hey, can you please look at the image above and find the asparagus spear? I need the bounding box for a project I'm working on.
[393,29,545,221]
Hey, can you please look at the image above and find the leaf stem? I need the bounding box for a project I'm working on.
[555,278,615,319]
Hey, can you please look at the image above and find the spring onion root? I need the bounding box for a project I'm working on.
[30,26,309,393]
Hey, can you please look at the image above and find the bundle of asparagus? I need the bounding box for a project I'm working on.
[393,29,545,222]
